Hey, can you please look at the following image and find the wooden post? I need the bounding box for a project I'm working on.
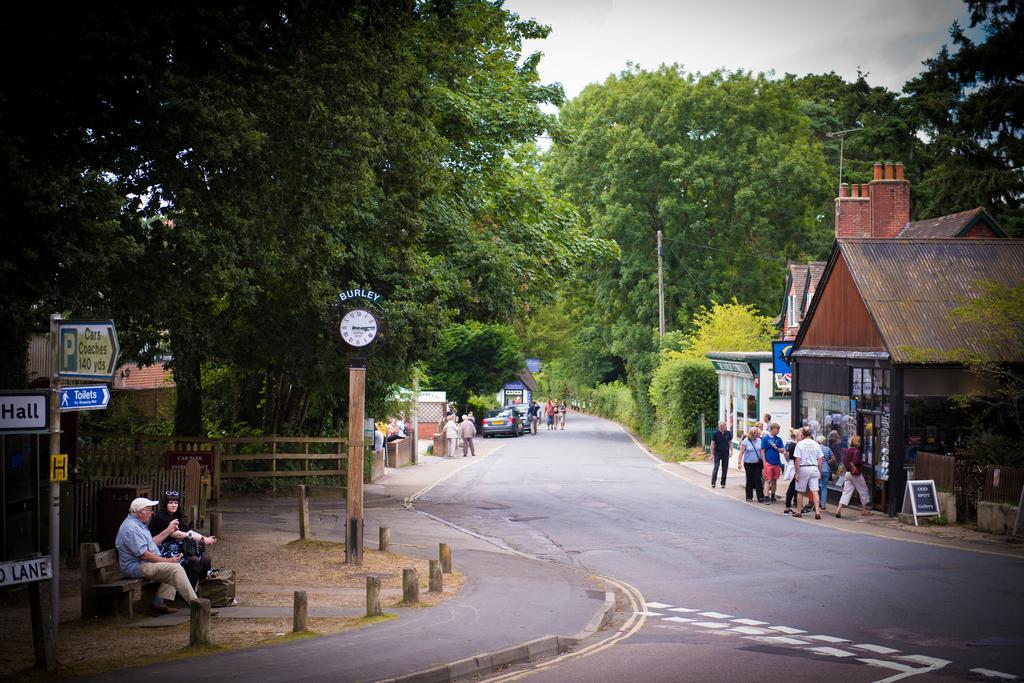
[191,504,199,528]
[271,438,278,494]
[428,560,443,593]
[293,591,308,632]
[28,579,56,671]
[365,576,382,617]
[210,512,222,538]
[439,543,452,573]
[402,568,419,605]
[346,365,366,565]
[378,526,390,553]
[298,485,309,540]
[213,442,222,501]
[189,599,212,646]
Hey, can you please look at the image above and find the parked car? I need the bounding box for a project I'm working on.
[481,407,524,438]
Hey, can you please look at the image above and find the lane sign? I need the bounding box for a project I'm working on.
[0,556,53,587]
[59,385,110,412]
[58,320,120,380]
[0,391,49,433]
[50,454,69,482]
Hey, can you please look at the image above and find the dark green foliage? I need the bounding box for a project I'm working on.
[649,358,718,448]
[424,322,524,408]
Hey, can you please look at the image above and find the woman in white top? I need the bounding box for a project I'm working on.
[792,427,823,519]
[444,415,460,458]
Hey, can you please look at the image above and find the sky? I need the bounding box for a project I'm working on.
[505,0,972,100]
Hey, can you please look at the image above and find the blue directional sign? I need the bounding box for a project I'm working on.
[59,385,111,412]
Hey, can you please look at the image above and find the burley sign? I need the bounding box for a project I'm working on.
[0,391,49,433]
[58,320,120,380]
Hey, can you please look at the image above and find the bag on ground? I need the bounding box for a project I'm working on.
[197,568,236,607]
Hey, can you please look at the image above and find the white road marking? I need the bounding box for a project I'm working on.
[853,644,901,654]
[806,635,851,643]
[692,621,731,629]
[745,635,811,646]
[896,654,952,667]
[667,607,700,612]
[970,668,1019,680]
[805,646,857,658]
[732,618,769,625]
[769,626,807,634]
[662,616,694,623]
[698,611,734,619]
[635,611,664,616]
[858,658,917,673]
[645,601,673,609]
[730,626,770,635]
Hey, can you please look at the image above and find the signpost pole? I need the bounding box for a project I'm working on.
[345,362,366,565]
[47,313,62,646]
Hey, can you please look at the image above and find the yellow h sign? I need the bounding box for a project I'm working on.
[50,454,69,482]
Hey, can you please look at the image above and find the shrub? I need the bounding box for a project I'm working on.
[589,381,638,429]
[649,356,718,448]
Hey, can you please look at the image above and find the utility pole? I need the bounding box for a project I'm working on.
[657,228,665,338]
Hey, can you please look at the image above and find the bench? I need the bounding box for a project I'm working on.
[79,542,153,620]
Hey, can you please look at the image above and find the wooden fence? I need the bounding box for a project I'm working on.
[983,464,1024,505]
[914,452,956,492]
[216,436,347,499]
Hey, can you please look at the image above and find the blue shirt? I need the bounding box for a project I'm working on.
[115,514,157,578]
[740,437,762,464]
[763,434,784,466]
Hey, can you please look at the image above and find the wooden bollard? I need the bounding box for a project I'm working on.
[191,505,200,528]
[439,543,452,573]
[298,485,310,540]
[429,559,443,593]
[293,591,308,632]
[402,568,419,605]
[189,599,212,646]
[210,512,222,538]
[379,526,390,553]
[366,576,382,617]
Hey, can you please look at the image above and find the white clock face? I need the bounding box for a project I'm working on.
[339,309,379,347]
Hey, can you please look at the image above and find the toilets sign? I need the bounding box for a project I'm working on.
[58,320,120,380]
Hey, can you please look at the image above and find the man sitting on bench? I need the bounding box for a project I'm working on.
[115,497,199,616]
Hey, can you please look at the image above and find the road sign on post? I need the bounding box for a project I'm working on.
[59,385,110,412]
[57,320,120,380]
[0,391,49,432]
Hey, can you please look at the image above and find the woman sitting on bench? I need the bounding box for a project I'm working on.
[149,490,217,588]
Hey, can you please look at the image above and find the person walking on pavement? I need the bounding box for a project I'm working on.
[710,421,732,488]
[792,427,823,519]
[528,400,540,434]
[740,427,765,502]
[783,428,799,515]
[835,435,872,518]
[459,414,476,457]
[815,434,835,512]
[444,415,459,458]
[557,400,567,429]
[545,399,556,430]
[761,423,784,503]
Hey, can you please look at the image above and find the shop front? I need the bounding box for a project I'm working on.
[708,351,792,450]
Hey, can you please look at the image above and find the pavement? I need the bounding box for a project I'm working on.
[664,450,1024,559]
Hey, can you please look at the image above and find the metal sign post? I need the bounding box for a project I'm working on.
[47,314,62,647]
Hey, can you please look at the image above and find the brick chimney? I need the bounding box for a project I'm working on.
[834,161,911,238]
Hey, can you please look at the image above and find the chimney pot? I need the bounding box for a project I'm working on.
[884,162,894,180]
[839,183,849,198]
[895,162,905,180]
[873,162,883,181]
[861,184,869,198]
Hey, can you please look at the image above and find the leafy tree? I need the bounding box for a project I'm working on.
[649,358,718,449]
[424,322,524,408]
[673,300,776,361]
[904,0,1024,235]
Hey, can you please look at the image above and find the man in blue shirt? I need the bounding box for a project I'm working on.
[115,497,199,616]
[761,423,785,504]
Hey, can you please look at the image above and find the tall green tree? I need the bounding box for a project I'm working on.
[904,0,1024,234]
[424,322,524,408]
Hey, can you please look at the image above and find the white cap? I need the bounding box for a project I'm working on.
[129,497,160,513]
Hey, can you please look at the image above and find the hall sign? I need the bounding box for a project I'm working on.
[710,360,753,377]
[0,556,52,587]
[0,391,49,433]
[901,480,940,526]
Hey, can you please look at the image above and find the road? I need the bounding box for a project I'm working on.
[415,412,1024,682]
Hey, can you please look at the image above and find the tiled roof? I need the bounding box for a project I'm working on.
[839,239,1024,363]
[114,362,175,389]
[897,207,1006,238]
